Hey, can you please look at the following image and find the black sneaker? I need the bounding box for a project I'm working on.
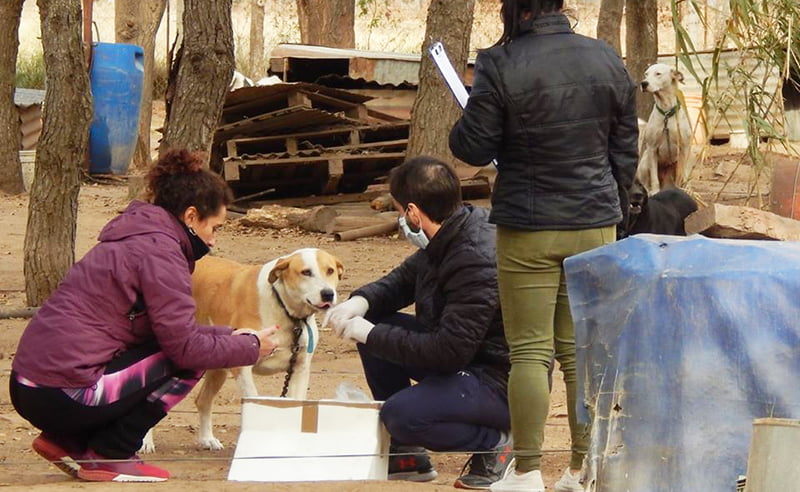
[453,442,513,490]
[388,445,438,482]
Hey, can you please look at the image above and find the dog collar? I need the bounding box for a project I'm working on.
[271,285,315,354]
[656,100,681,120]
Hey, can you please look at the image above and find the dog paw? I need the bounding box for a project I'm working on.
[139,430,156,454]
[139,441,156,454]
[198,436,225,450]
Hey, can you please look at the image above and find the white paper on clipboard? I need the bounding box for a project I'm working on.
[428,41,498,167]
[429,42,469,109]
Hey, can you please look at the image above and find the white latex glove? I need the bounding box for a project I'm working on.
[323,295,369,328]
[340,316,374,344]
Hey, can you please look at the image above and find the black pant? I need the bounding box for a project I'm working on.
[9,344,182,458]
[357,313,510,452]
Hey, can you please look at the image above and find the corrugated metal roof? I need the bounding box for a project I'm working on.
[271,44,421,63]
[14,88,45,107]
[270,43,475,87]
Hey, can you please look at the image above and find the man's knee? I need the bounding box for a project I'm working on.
[380,392,428,444]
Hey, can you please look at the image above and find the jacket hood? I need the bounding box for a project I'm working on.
[98,201,195,266]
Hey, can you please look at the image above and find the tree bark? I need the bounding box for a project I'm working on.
[406,0,475,167]
[25,0,93,306]
[597,0,624,54]
[0,0,25,195]
[295,0,355,48]
[160,0,234,162]
[626,0,658,120]
[115,0,167,172]
[249,0,266,79]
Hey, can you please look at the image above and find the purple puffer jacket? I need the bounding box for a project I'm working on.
[12,201,259,388]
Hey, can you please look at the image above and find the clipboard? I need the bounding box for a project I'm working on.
[428,41,498,167]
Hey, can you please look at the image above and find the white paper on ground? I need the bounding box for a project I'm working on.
[227,397,389,482]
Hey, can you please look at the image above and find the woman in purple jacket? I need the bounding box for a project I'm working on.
[10,149,277,482]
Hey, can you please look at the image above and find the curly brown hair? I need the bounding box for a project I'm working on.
[146,149,233,219]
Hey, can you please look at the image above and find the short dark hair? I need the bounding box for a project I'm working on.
[146,148,234,220]
[495,0,564,46]
[389,156,462,223]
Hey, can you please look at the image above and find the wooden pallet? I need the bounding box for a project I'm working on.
[224,121,409,157]
[224,151,406,196]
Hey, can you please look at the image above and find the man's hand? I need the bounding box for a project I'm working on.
[233,326,279,358]
[323,295,369,328]
[338,316,374,344]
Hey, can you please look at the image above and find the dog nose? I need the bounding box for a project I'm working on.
[640,81,649,90]
[320,289,334,303]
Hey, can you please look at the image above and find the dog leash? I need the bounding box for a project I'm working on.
[271,285,314,398]
[657,100,681,160]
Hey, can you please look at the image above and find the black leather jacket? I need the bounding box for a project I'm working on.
[354,205,509,396]
[450,14,638,231]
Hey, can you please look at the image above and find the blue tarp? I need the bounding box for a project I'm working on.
[564,234,800,492]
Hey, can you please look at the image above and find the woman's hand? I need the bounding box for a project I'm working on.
[233,326,279,358]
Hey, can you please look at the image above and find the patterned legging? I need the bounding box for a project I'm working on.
[10,342,203,458]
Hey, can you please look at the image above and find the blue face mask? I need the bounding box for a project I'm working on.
[398,214,429,249]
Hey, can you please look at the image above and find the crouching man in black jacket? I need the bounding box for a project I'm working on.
[325,156,512,489]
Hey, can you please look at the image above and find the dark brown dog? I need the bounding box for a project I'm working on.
[625,179,697,236]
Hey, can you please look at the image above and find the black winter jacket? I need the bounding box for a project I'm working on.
[354,205,509,396]
[450,14,639,231]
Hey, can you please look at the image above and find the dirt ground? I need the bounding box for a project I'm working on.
[0,183,579,490]
[0,94,776,489]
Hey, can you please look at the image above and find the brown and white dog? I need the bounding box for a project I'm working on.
[637,63,693,194]
[142,247,343,452]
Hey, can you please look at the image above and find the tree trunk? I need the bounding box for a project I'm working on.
[115,0,167,172]
[249,0,265,79]
[25,0,93,306]
[597,0,624,54]
[160,0,234,162]
[0,0,25,195]
[295,0,355,48]
[626,0,658,120]
[406,0,475,167]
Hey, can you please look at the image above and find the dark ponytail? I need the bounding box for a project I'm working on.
[494,0,564,47]
[146,148,233,220]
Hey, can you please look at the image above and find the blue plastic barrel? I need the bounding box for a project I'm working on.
[88,43,144,175]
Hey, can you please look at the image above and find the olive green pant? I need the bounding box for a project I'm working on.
[496,225,615,472]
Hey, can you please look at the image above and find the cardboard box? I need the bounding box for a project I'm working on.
[228,397,389,482]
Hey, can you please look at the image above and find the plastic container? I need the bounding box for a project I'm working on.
[19,150,35,191]
[88,42,144,175]
[744,418,800,492]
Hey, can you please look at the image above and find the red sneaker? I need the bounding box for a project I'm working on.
[77,449,170,482]
[32,433,85,477]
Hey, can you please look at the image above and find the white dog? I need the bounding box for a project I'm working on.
[141,248,343,452]
[637,63,693,194]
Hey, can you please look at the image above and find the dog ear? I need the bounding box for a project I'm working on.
[268,257,292,283]
[672,68,684,83]
[335,258,344,280]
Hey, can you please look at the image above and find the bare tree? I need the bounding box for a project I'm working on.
[25,0,93,306]
[160,0,234,161]
[250,0,266,79]
[296,0,355,48]
[626,0,657,119]
[115,0,167,171]
[597,0,624,54]
[406,0,476,166]
[0,0,25,195]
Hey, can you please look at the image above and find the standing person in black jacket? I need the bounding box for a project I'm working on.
[449,1,638,491]
[325,156,512,489]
